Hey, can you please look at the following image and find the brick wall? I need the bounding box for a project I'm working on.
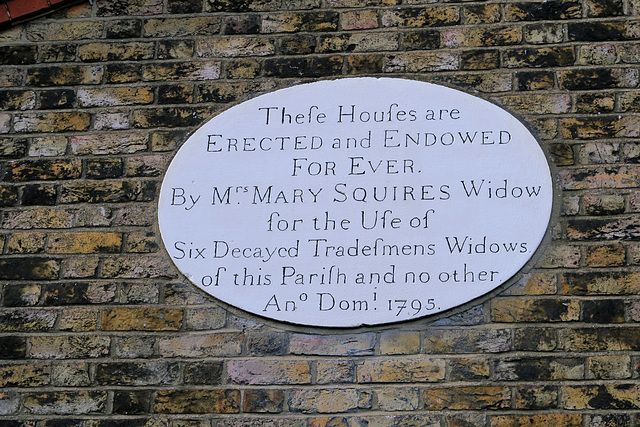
[1,0,639,425]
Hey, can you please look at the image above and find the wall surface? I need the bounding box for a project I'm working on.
[1,0,640,425]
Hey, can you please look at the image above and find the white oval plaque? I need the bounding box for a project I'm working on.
[158,78,553,327]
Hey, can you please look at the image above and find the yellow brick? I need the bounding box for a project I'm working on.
[47,232,122,254]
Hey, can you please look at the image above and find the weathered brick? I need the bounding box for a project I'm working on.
[197,37,275,57]
[432,73,512,93]
[585,244,626,267]
[183,306,226,330]
[48,232,122,254]
[143,61,221,81]
[524,23,564,44]
[29,336,110,359]
[262,12,339,33]
[113,336,155,359]
[0,363,50,387]
[106,19,143,38]
[381,6,459,27]
[380,331,420,354]
[60,181,157,204]
[23,391,106,415]
[224,14,261,34]
[158,83,193,104]
[423,328,511,353]
[290,333,375,356]
[584,193,624,214]
[588,355,631,379]
[342,10,378,30]
[39,89,76,109]
[97,0,163,16]
[377,387,420,411]
[158,333,243,357]
[450,357,490,381]
[576,93,615,113]
[205,0,280,12]
[144,16,221,37]
[228,360,311,384]
[71,133,148,155]
[158,40,195,59]
[58,307,99,331]
[5,159,81,182]
[26,65,103,86]
[101,255,173,279]
[132,106,214,128]
[442,26,521,48]
[105,63,142,83]
[40,44,77,63]
[492,298,580,322]
[279,34,316,54]
[95,361,180,385]
[346,54,383,74]
[3,284,41,307]
[514,385,559,410]
[491,414,582,427]
[27,21,103,41]
[244,389,285,413]
[384,51,458,72]
[289,389,370,414]
[316,360,355,384]
[13,112,90,133]
[358,356,445,382]
[154,389,240,414]
[492,93,571,115]
[423,386,510,410]
[549,143,574,166]
[568,217,640,240]
[102,307,183,331]
[562,271,640,296]
[2,207,74,229]
[460,49,500,70]
[245,331,288,356]
[561,327,640,351]
[568,21,630,41]
[6,232,47,254]
[78,42,154,62]
[0,90,36,110]
[42,282,115,305]
[77,87,154,107]
[29,136,68,157]
[538,244,581,268]
[493,358,584,381]
[564,384,640,409]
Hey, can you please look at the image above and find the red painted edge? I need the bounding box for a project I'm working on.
[0,0,86,29]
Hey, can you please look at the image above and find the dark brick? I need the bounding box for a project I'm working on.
[263,56,342,77]
[514,328,557,351]
[224,14,261,34]
[112,390,151,415]
[586,0,624,16]
[402,30,440,50]
[568,22,627,41]
[40,44,77,63]
[157,40,195,60]
[22,184,57,206]
[95,362,180,385]
[0,90,35,110]
[504,47,575,68]
[549,143,574,166]
[0,45,38,65]
[39,89,76,109]
[96,0,163,16]
[4,159,82,182]
[0,336,27,359]
[515,385,559,409]
[493,358,583,381]
[346,54,383,74]
[559,69,636,90]
[183,361,223,384]
[0,186,19,207]
[168,0,203,13]
[567,217,640,241]
[154,389,241,414]
[105,64,142,83]
[26,65,103,87]
[384,6,460,27]
[43,283,116,305]
[461,49,499,70]
[3,284,40,307]
[505,1,582,21]
[279,34,316,55]
[86,159,124,179]
[105,19,143,38]
[582,299,626,323]
[576,93,615,113]
[226,59,261,79]
[206,0,279,12]
[243,390,285,413]
[132,106,213,128]
[0,258,60,280]
[0,139,28,158]
[158,84,194,104]
[516,71,554,91]
[246,332,288,356]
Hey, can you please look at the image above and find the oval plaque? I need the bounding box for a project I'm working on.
[158,78,553,327]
